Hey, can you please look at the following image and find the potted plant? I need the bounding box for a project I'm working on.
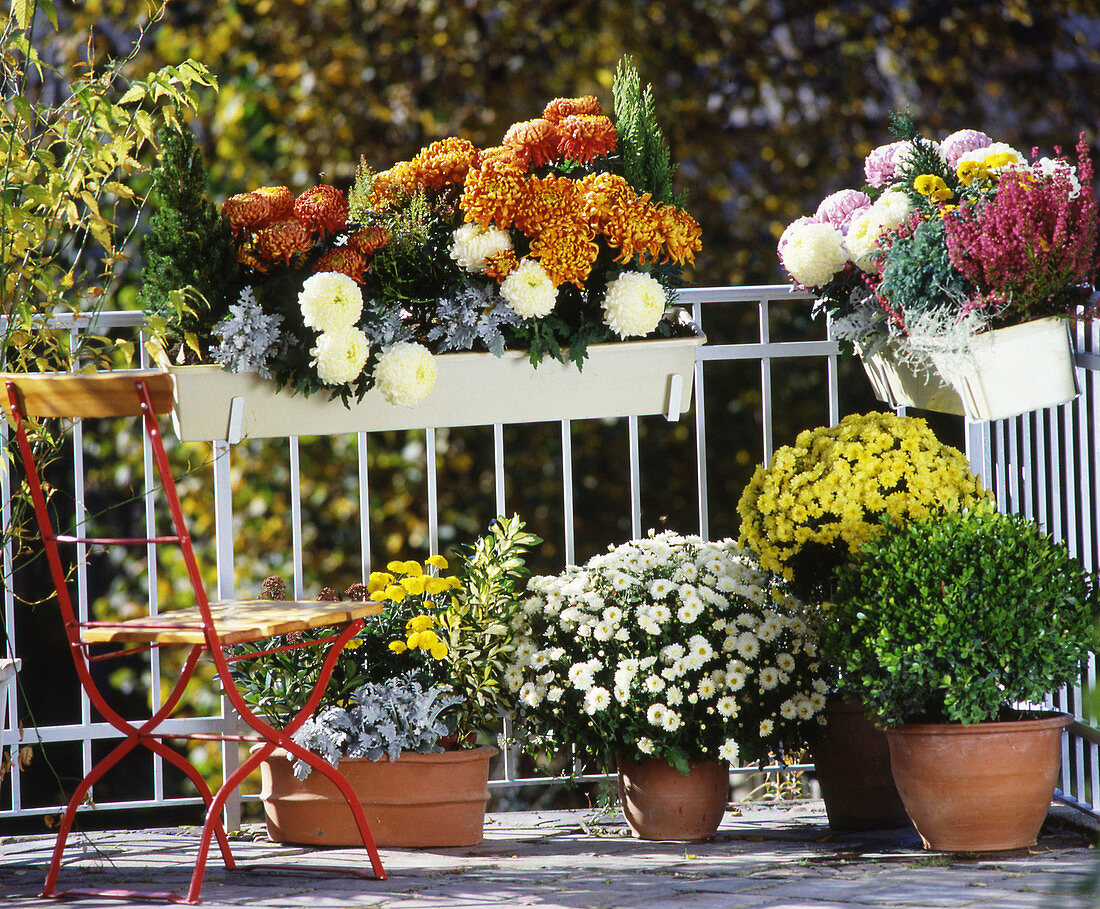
[506,531,827,841]
[824,507,1099,852]
[736,410,989,830]
[144,57,705,441]
[230,515,540,847]
[777,114,1096,420]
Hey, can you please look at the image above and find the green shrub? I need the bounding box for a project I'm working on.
[824,507,1099,726]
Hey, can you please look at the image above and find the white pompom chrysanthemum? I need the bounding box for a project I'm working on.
[299,271,363,333]
[310,326,370,386]
[600,271,666,339]
[449,223,514,272]
[846,189,912,272]
[373,341,437,407]
[778,221,848,288]
[955,141,1026,173]
[500,258,557,318]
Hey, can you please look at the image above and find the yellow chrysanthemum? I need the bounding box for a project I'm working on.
[424,577,450,595]
[406,631,422,649]
[406,615,435,633]
[530,226,600,287]
[401,576,427,596]
[386,560,406,573]
[656,205,702,266]
[512,174,586,238]
[581,172,639,231]
[383,584,407,602]
[388,640,408,653]
[402,561,424,577]
[429,642,448,660]
[603,198,666,265]
[412,137,481,190]
[426,555,448,569]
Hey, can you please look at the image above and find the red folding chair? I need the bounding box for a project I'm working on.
[1,370,387,904]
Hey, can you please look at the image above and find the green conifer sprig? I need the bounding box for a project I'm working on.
[141,127,237,354]
[613,56,681,206]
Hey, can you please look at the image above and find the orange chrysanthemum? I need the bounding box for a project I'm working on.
[502,118,561,169]
[313,247,368,283]
[235,245,271,274]
[603,198,666,265]
[294,185,348,236]
[542,95,602,124]
[477,145,527,170]
[254,219,314,265]
[412,137,480,190]
[254,185,295,222]
[460,158,529,229]
[483,249,519,280]
[222,191,272,235]
[580,172,639,231]
[557,114,618,164]
[657,205,703,266]
[529,226,600,287]
[512,174,586,237]
[348,226,391,256]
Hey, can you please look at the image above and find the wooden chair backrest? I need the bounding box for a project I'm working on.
[0,371,176,419]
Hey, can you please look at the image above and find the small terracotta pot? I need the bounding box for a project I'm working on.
[617,757,729,841]
[259,745,498,847]
[810,700,911,831]
[886,712,1071,852]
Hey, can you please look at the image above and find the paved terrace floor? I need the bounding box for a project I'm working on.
[1,801,1096,908]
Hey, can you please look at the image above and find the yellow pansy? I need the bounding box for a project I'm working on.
[913,174,938,196]
[425,554,448,570]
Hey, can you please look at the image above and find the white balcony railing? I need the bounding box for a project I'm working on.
[2,286,1097,824]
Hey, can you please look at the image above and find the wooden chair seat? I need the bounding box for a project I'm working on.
[79,599,383,645]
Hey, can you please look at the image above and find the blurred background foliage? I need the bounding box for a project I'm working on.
[9,0,1100,818]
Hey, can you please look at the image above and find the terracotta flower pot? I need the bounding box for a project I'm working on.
[258,745,498,847]
[810,700,911,831]
[886,712,1071,852]
[616,757,729,841]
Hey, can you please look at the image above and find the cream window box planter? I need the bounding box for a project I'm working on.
[1,658,19,738]
[161,334,704,443]
[859,317,1079,422]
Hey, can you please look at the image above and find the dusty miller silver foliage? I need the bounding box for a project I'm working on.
[429,281,523,356]
[209,287,284,377]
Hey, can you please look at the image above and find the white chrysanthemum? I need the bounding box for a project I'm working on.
[776,653,796,673]
[759,667,781,690]
[603,606,624,625]
[637,737,656,755]
[514,641,537,664]
[809,692,826,711]
[698,678,717,699]
[583,686,611,714]
[956,141,1026,173]
[651,603,672,625]
[644,674,665,694]
[718,739,740,764]
[649,578,675,600]
[449,222,514,272]
[812,679,829,694]
[665,686,684,706]
[779,699,798,720]
[727,670,747,691]
[600,271,667,338]
[716,696,739,718]
[500,258,557,318]
[373,342,437,407]
[593,621,615,642]
[736,633,761,659]
[646,703,667,726]
[614,683,630,703]
[677,602,702,624]
[736,612,756,627]
[546,686,564,702]
[519,682,543,708]
[661,643,686,663]
[846,189,911,272]
[299,272,364,333]
[759,719,774,737]
[310,326,370,386]
[660,710,682,732]
[778,221,849,289]
[796,697,815,720]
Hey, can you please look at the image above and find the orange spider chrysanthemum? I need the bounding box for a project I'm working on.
[222,191,272,236]
[348,226,391,256]
[542,95,602,124]
[254,219,314,265]
[253,185,295,221]
[512,173,586,237]
[477,145,527,170]
[235,245,271,274]
[412,137,480,190]
[657,205,703,266]
[502,118,561,169]
[603,198,666,265]
[314,247,368,283]
[460,157,529,229]
[294,185,349,236]
[483,248,519,280]
[581,172,640,231]
[557,114,618,165]
[530,226,600,287]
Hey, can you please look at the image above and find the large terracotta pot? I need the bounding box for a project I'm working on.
[258,745,498,847]
[616,757,729,841]
[810,700,911,831]
[886,712,1071,852]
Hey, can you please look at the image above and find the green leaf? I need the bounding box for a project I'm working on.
[11,0,32,30]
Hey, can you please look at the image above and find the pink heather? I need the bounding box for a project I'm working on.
[864,141,906,188]
[943,134,1096,317]
[940,129,993,168]
[815,190,872,234]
